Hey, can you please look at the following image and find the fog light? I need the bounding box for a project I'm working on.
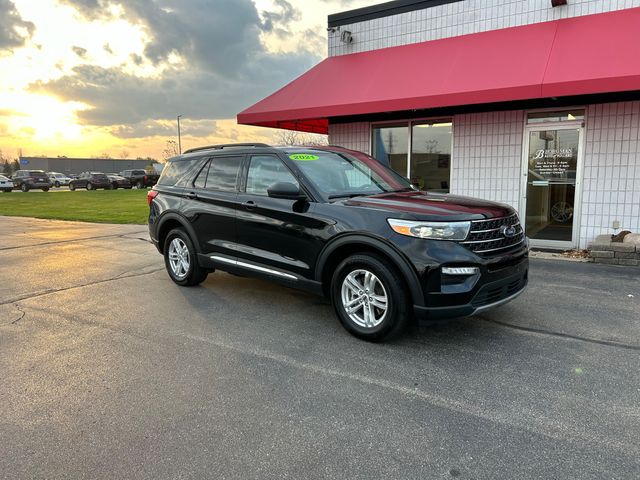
[442,267,479,275]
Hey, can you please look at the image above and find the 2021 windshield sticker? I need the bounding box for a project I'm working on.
[289,154,319,161]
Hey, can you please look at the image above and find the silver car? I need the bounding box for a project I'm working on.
[48,172,72,187]
[0,174,14,192]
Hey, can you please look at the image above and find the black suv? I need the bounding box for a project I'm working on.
[148,144,528,341]
[12,170,52,192]
[69,172,112,190]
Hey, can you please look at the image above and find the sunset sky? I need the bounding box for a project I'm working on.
[0,0,369,160]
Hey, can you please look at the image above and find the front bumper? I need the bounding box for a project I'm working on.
[400,237,529,322]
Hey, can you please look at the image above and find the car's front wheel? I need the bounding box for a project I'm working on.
[331,254,410,342]
[42,187,49,192]
[21,183,29,192]
[163,229,209,286]
[136,180,144,189]
[69,183,75,191]
[86,182,93,190]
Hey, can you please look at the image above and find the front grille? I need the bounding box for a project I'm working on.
[460,214,525,256]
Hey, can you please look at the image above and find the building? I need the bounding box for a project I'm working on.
[238,0,640,250]
[19,157,155,176]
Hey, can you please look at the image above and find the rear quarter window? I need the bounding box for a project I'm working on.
[157,159,195,186]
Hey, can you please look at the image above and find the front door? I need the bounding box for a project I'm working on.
[520,124,583,249]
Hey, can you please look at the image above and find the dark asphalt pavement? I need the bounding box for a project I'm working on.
[1,216,639,479]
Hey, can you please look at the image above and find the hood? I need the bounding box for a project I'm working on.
[342,191,514,221]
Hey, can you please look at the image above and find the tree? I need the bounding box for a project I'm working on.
[162,140,180,161]
[119,150,130,159]
[274,130,328,147]
[2,160,10,175]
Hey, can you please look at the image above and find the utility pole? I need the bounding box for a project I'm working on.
[177,115,183,154]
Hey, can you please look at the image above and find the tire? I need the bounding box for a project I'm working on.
[54,181,60,188]
[136,181,144,189]
[331,254,410,342]
[69,183,76,191]
[21,183,29,192]
[86,182,93,190]
[110,183,117,190]
[42,187,49,192]
[163,229,209,286]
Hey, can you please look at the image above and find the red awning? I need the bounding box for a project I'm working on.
[238,8,640,134]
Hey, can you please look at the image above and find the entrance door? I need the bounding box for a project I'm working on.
[520,124,583,249]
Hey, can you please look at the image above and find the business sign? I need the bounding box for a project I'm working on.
[20,159,29,165]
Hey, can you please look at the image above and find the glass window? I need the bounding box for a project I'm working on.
[527,109,584,124]
[246,155,297,196]
[193,161,208,188]
[289,150,412,199]
[411,121,452,192]
[372,125,408,176]
[158,159,192,186]
[200,156,241,191]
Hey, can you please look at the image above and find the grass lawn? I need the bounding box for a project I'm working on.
[0,189,149,224]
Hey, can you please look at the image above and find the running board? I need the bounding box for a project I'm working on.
[210,255,298,281]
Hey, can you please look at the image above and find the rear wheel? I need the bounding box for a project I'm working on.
[42,187,49,192]
[136,180,144,189]
[331,254,410,342]
[69,183,76,191]
[54,181,60,188]
[163,229,209,286]
[86,182,93,190]
[21,183,29,192]
[110,183,117,190]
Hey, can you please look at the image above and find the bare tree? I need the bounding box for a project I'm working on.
[162,140,180,161]
[119,150,130,159]
[274,130,328,147]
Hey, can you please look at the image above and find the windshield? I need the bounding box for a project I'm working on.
[288,150,413,199]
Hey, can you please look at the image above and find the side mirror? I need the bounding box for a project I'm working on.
[267,182,306,200]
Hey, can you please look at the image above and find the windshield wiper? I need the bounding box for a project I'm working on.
[328,192,373,199]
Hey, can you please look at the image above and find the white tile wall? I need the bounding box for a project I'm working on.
[328,122,370,153]
[329,0,640,56]
[450,110,523,209]
[328,101,640,249]
[581,101,640,247]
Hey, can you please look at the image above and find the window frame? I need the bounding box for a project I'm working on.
[191,154,244,192]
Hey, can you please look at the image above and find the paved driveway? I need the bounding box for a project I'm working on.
[1,216,639,479]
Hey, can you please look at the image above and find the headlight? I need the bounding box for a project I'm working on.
[387,219,470,240]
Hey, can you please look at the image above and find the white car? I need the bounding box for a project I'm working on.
[48,172,72,187]
[0,174,14,192]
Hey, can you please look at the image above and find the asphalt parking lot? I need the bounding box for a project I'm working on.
[1,216,639,479]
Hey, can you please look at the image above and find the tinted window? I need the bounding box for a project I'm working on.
[246,155,297,196]
[157,159,193,186]
[193,161,209,189]
[204,156,241,191]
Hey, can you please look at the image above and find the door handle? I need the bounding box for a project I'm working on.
[186,191,198,200]
[242,200,257,209]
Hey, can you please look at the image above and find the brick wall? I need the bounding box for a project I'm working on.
[329,0,640,56]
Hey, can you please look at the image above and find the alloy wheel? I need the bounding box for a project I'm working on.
[168,237,190,279]
[340,269,388,328]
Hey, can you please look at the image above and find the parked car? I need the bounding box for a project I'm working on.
[11,170,52,192]
[148,144,529,342]
[69,172,112,190]
[107,174,132,189]
[47,172,72,187]
[119,169,159,189]
[0,174,14,192]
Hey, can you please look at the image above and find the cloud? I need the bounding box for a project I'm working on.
[0,0,35,51]
[110,119,217,139]
[40,0,320,130]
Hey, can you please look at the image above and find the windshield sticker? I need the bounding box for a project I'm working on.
[289,154,319,161]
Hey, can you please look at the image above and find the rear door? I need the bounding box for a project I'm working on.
[181,154,243,258]
[235,154,324,278]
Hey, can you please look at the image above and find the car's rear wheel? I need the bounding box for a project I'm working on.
[42,187,49,192]
[331,254,410,342]
[110,183,117,190]
[164,229,209,286]
[136,180,144,189]
[69,183,75,191]
[86,182,93,190]
[54,181,60,188]
[21,183,29,192]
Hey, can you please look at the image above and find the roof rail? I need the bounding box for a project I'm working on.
[183,143,271,154]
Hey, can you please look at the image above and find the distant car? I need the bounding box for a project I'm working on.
[11,170,52,192]
[0,174,14,192]
[69,172,112,190]
[119,169,159,189]
[107,174,132,189]
[48,172,72,187]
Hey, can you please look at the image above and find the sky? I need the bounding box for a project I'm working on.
[0,0,370,160]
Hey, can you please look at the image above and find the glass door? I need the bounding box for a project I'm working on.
[521,124,583,248]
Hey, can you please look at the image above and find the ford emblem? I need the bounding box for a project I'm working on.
[501,225,517,238]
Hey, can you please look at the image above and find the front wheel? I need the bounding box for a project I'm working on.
[86,182,93,190]
[21,183,29,192]
[69,183,76,191]
[331,254,410,342]
[54,181,60,188]
[42,187,49,192]
[136,181,144,189]
[163,229,209,286]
